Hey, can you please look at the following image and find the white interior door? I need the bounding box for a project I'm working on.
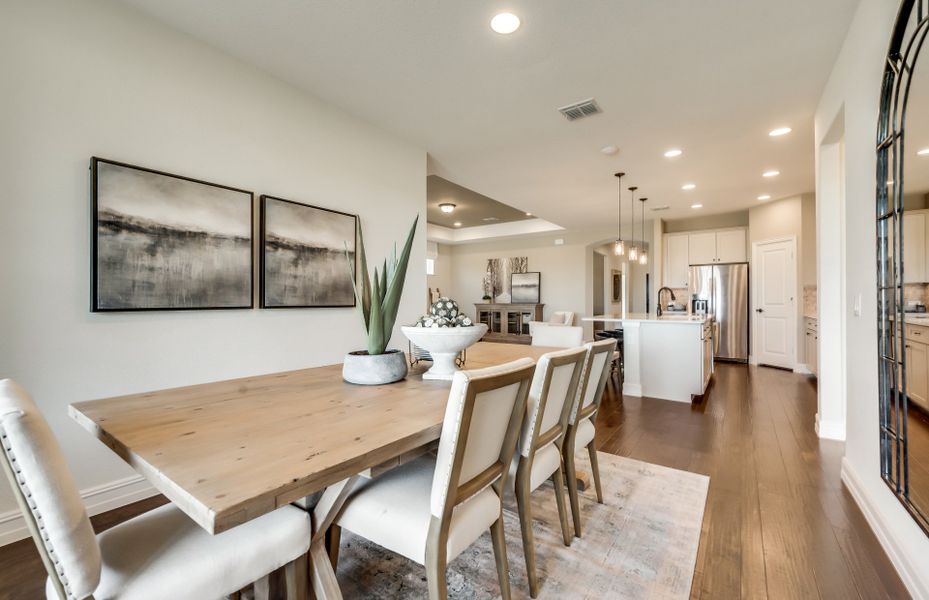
[753,238,796,369]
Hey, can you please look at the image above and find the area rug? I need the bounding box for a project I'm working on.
[336,452,709,599]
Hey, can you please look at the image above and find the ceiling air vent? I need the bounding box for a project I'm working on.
[557,98,602,121]
[650,205,670,212]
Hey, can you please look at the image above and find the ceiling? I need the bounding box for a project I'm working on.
[119,0,859,228]
[426,175,533,228]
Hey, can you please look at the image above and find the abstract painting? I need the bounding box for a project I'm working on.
[92,158,253,311]
[260,196,357,308]
[482,257,527,303]
[511,272,541,304]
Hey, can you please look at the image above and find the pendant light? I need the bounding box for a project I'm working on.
[627,186,638,262]
[638,197,648,265]
[613,172,625,256]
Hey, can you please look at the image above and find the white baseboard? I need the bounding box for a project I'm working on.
[841,458,929,600]
[622,382,642,396]
[794,363,812,375]
[0,474,156,547]
[815,415,846,441]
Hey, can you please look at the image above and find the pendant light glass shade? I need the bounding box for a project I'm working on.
[627,186,638,262]
[613,172,625,255]
[638,197,648,264]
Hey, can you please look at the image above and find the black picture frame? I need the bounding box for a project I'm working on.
[511,271,541,304]
[91,157,254,312]
[259,195,358,309]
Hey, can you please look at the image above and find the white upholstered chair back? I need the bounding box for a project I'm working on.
[519,348,586,457]
[549,311,576,326]
[0,380,102,600]
[571,339,616,424]
[531,324,584,348]
[430,359,535,518]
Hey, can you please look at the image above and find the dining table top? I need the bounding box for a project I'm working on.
[69,341,555,535]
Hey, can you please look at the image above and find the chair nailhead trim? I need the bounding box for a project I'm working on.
[1,429,76,599]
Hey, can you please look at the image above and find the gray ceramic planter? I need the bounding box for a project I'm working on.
[342,349,408,385]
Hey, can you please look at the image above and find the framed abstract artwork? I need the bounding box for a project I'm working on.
[511,271,541,304]
[91,158,254,311]
[260,196,357,308]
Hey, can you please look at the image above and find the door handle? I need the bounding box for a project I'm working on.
[755,308,764,313]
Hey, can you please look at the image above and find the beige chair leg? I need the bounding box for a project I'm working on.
[424,554,448,600]
[254,573,271,600]
[515,470,540,598]
[327,524,341,569]
[563,446,582,538]
[551,466,572,547]
[285,552,309,600]
[587,442,604,504]
[490,516,512,600]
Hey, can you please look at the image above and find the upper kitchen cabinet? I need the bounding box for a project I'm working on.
[664,228,748,287]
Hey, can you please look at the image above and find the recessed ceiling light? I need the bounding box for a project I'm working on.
[919,148,929,156]
[439,203,456,213]
[691,203,703,209]
[682,183,696,190]
[525,212,532,216]
[763,170,780,178]
[600,145,619,156]
[664,149,683,158]
[490,13,520,34]
[769,127,792,137]
[453,221,462,227]
[757,194,771,201]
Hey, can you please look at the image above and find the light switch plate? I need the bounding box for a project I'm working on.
[854,293,862,316]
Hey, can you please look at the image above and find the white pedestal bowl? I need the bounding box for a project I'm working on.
[401,324,488,381]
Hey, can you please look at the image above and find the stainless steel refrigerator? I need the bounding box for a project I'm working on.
[689,263,749,362]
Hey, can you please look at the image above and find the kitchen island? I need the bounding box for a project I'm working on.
[584,313,716,403]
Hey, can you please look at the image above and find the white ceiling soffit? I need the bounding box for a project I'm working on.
[428,218,564,245]
[119,0,857,226]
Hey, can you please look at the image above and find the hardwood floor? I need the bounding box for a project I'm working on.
[0,363,910,599]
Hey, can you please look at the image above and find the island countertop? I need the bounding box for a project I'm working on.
[583,313,712,325]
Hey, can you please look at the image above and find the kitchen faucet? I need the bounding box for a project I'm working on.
[657,287,676,317]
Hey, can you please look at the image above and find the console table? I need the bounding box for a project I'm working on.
[474,303,544,344]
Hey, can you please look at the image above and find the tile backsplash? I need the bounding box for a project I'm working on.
[803,285,817,318]
[904,283,929,307]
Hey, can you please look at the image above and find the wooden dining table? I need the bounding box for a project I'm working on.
[70,341,555,599]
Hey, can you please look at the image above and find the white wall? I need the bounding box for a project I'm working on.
[427,243,454,304]
[0,0,426,541]
[816,0,929,596]
[749,195,806,366]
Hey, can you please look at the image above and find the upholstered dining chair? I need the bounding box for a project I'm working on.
[530,324,584,348]
[562,338,616,538]
[510,347,587,598]
[0,379,313,600]
[330,358,536,600]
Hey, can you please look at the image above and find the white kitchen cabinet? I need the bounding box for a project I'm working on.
[906,337,929,410]
[716,229,748,263]
[903,212,927,283]
[664,234,691,288]
[804,317,818,378]
[688,232,717,265]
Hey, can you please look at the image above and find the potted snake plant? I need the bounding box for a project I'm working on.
[342,215,418,385]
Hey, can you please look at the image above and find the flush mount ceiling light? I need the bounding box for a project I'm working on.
[769,127,792,137]
[763,170,780,178]
[681,183,696,190]
[664,149,683,158]
[918,148,929,156]
[453,221,462,227]
[439,203,456,213]
[757,194,771,201]
[490,12,520,34]
[691,203,703,209]
[525,212,532,216]
[600,145,619,156]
